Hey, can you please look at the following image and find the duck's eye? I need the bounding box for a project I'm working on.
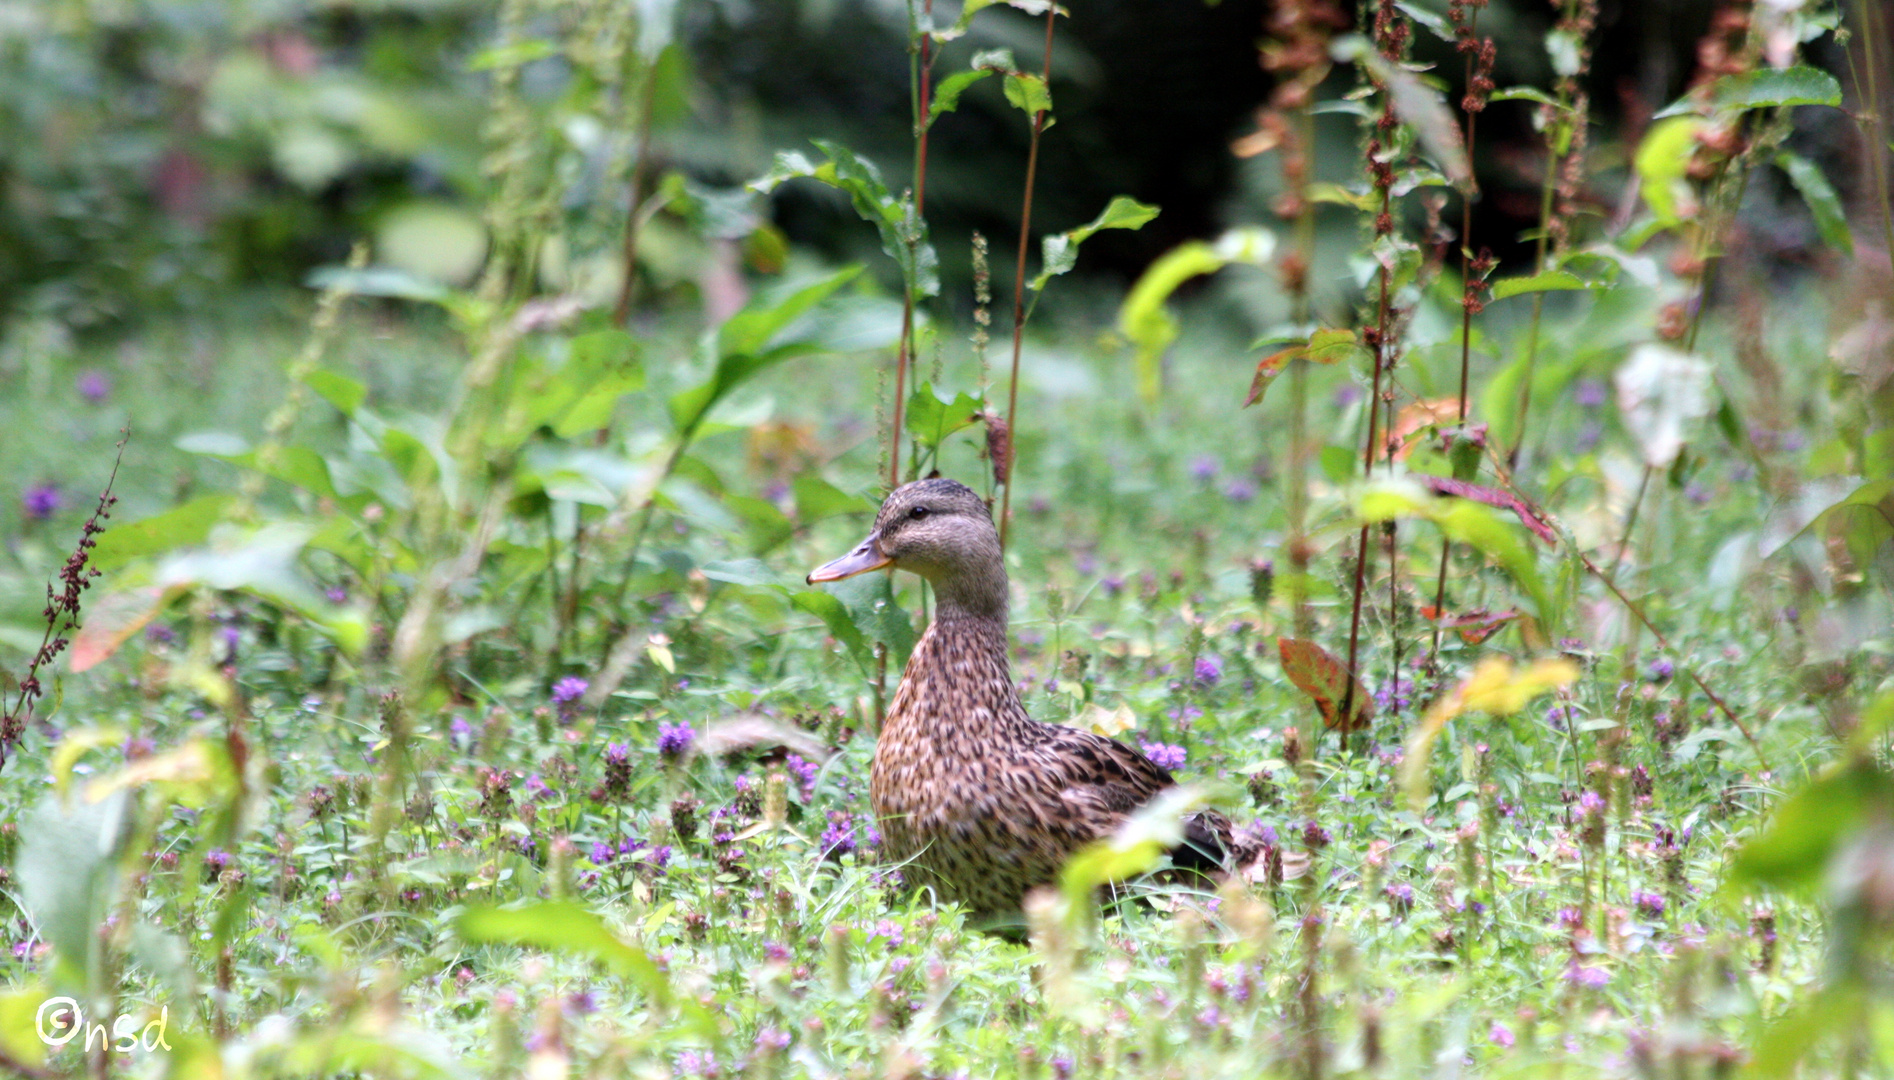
[908,506,930,520]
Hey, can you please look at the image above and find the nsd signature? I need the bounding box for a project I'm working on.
[35,997,173,1053]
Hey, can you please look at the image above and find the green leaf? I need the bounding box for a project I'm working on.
[18,791,128,993]
[751,143,938,301]
[792,589,871,668]
[1488,270,1597,301]
[929,68,995,125]
[1393,1,1452,43]
[1634,117,1704,226]
[905,382,986,448]
[1003,72,1052,117]
[669,266,865,435]
[1490,86,1559,107]
[1331,36,1472,188]
[90,495,235,572]
[456,901,691,1021]
[1776,151,1853,256]
[303,265,452,306]
[792,475,875,521]
[1118,227,1275,404]
[1656,64,1844,118]
[1354,477,1552,619]
[831,570,917,671]
[1729,761,1894,892]
[300,368,369,417]
[468,38,559,71]
[1032,196,1160,291]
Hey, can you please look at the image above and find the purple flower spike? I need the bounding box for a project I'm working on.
[657,721,693,761]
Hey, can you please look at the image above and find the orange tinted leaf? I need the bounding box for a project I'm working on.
[1388,398,1461,462]
[1421,605,1523,645]
[1244,346,1303,408]
[69,586,182,673]
[1277,637,1374,733]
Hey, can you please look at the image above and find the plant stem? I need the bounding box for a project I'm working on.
[1605,464,1652,584]
[998,9,1057,550]
[614,63,661,326]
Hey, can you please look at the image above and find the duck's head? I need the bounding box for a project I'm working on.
[806,479,1003,603]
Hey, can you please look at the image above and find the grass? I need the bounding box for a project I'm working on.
[0,263,1861,1077]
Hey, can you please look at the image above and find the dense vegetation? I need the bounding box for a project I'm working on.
[2,0,1891,1076]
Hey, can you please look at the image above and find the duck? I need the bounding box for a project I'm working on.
[807,477,1229,917]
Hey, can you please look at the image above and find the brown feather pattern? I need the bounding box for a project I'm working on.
[810,478,1229,916]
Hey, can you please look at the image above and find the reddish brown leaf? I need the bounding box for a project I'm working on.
[1277,637,1374,733]
[1419,605,1523,645]
[69,586,180,673]
[1244,346,1303,408]
[1414,475,1560,545]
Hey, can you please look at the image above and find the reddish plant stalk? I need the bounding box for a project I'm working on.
[997,9,1057,550]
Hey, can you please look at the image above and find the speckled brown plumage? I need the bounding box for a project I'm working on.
[808,478,1229,916]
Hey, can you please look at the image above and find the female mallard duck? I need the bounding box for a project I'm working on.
[808,477,1228,916]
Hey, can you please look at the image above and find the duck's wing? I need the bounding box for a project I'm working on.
[1031,728,1231,874]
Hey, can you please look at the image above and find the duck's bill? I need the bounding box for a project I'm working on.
[806,533,891,584]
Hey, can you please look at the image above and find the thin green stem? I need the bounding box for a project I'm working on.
[998,9,1057,550]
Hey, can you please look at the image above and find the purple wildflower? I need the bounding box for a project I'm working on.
[77,371,110,403]
[1645,658,1674,682]
[821,811,857,858]
[1194,654,1223,686]
[1141,742,1187,771]
[590,841,615,866]
[1564,963,1609,989]
[1633,890,1666,919]
[450,717,473,747]
[868,919,905,948]
[1223,479,1257,503]
[22,484,62,520]
[1190,455,1220,482]
[657,721,694,762]
[1574,379,1606,408]
[786,754,819,801]
[754,1028,792,1053]
[1490,1021,1515,1048]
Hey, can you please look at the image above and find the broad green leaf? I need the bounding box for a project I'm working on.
[669,266,865,435]
[792,475,875,520]
[1032,196,1160,291]
[929,68,995,124]
[1490,86,1559,107]
[0,988,49,1069]
[1488,270,1596,301]
[1615,344,1712,469]
[91,495,235,571]
[700,558,785,587]
[1003,72,1052,117]
[1393,1,1452,42]
[18,790,128,993]
[467,38,558,71]
[905,382,985,448]
[1634,117,1705,225]
[1655,64,1843,118]
[1759,477,1893,558]
[751,143,937,300]
[457,901,674,1004]
[1118,227,1275,403]
[1776,151,1853,256]
[300,368,369,417]
[829,570,917,671]
[1728,761,1894,892]
[791,589,871,668]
